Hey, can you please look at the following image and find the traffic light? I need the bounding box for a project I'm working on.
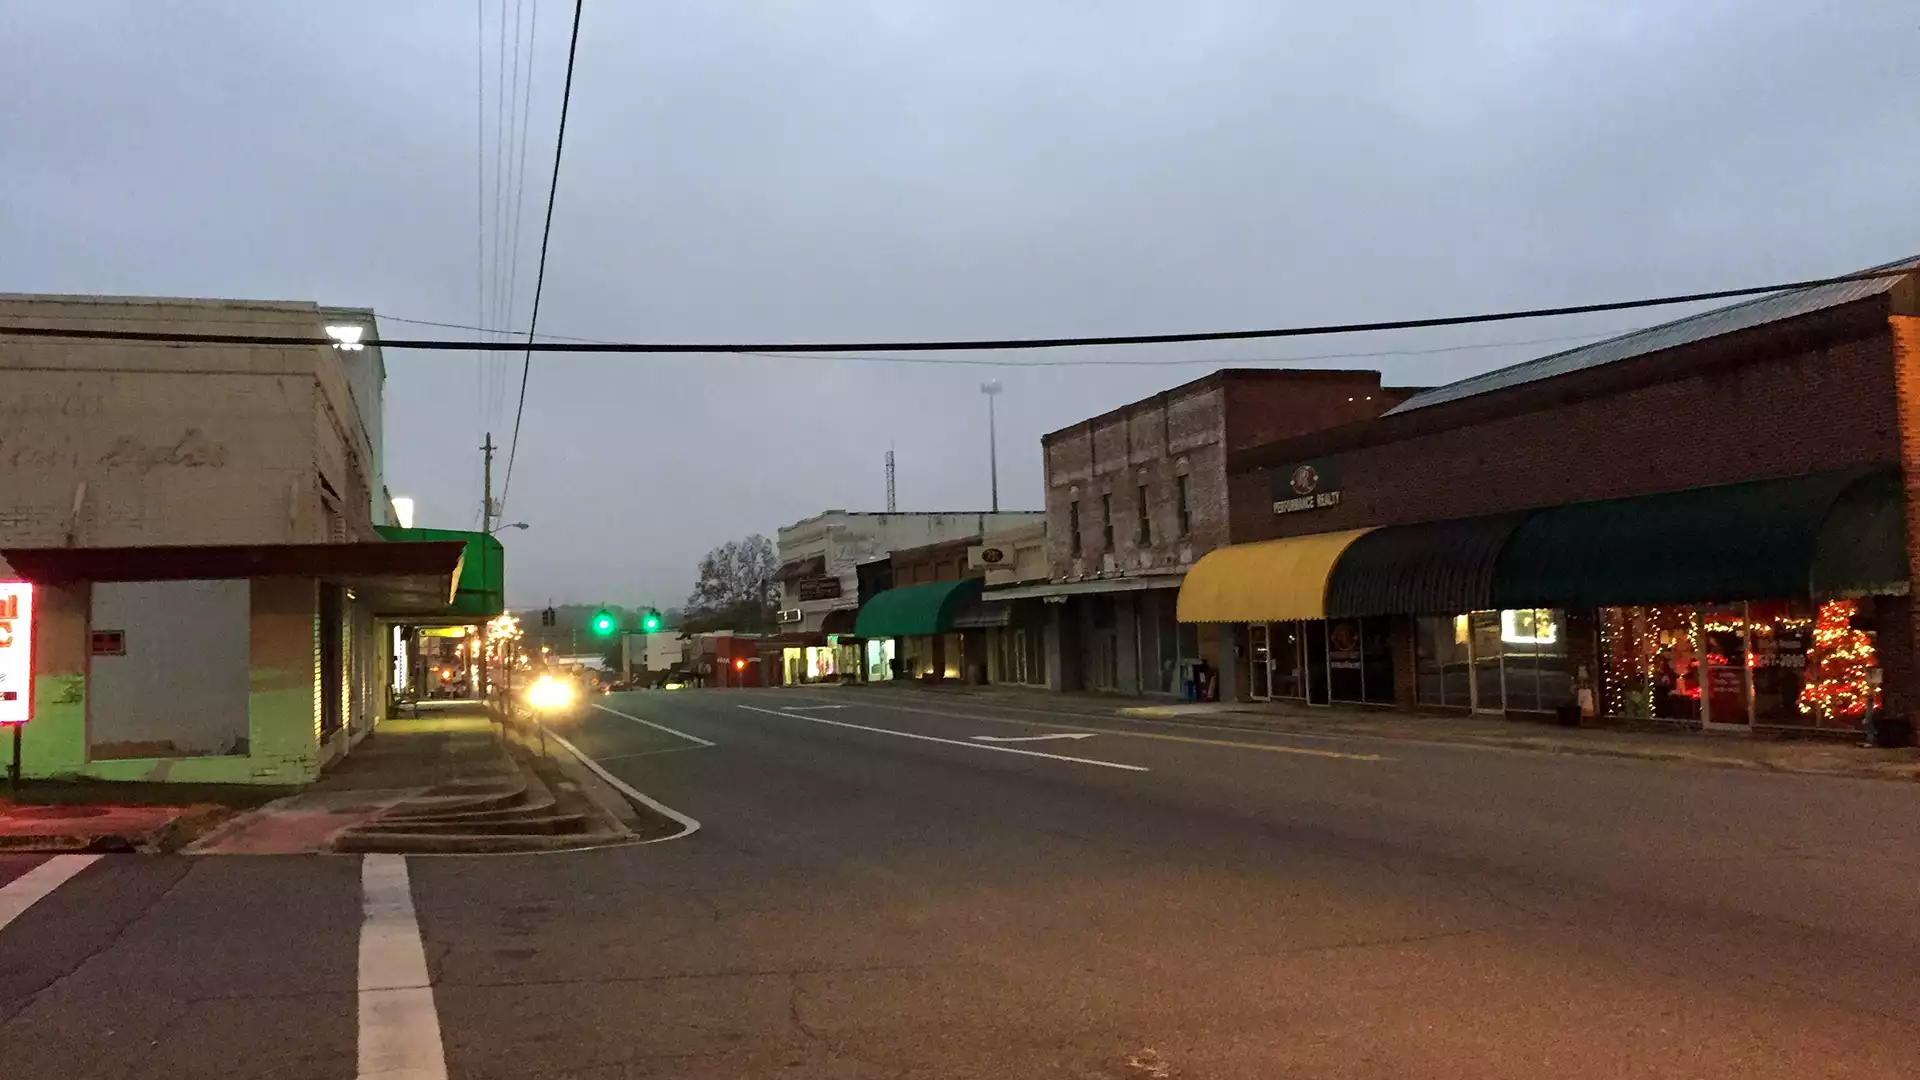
[540,606,556,628]
[641,608,662,633]
[590,610,616,637]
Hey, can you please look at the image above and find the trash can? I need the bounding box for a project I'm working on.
[1554,704,1583,728]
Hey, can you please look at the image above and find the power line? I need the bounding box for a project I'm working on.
[473,0,488,445]
[500,0,586,510]
[503,0,540,362]
[374,312,1618,367]
[7,265,1910,354]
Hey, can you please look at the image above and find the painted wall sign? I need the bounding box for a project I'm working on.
[1271,462,1343,515]
[0,582,34,724]
[968,545,1009,568]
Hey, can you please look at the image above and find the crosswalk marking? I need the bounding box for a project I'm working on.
[0,855,100,933]
[357,854,448,1080]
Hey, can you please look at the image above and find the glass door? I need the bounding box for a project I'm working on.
[1304,620,1331,705]
[1248,623,1271,701]
[1468,611,1504,713]
[1272,622,1307,700]
[1700,603,1752,730]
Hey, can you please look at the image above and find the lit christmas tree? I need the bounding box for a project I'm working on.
[1799,600,1877,724]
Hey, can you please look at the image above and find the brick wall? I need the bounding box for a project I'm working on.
[1885,314,1920,718]
[1042,370,1404,580]
[1229,326,1902,543]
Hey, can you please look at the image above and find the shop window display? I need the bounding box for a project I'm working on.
[1415,610,1571,713]
[1601,600,1876,730]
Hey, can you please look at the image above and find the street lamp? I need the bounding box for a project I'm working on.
[980,380,1002,512]
[489,521,530,533]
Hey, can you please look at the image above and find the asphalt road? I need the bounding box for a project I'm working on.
[7,685,1920,1078]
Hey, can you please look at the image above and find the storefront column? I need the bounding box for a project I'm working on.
[1216,623,1240,703]
[1871,594,1916,719]
[1389,615,1418,707]
[1044,603,1068,692]
[1566,609,1600,718]
[1887,313,1920,720]
[1114,595,1141,695]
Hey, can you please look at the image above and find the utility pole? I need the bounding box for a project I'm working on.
[481,432,495,534]
[479,432,494,700]
[885,448,897,512]
[980,381,1002,512]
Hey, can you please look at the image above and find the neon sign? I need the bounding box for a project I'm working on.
[0,582,34,724]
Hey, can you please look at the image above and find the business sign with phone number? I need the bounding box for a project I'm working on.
[0,582,33,724]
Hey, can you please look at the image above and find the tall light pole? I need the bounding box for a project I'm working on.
[980,380,1002,512]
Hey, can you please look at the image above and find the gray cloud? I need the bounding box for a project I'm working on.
[4,1,1916,605]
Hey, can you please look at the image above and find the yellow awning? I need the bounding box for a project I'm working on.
[1176,529,1374,623]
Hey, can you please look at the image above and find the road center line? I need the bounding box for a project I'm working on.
[738,704,1150,772]
[357,854,448,1080]
[0,854,100,933]
[796,698,1387,762]
[590,702,716,747]
[547,729,703,843]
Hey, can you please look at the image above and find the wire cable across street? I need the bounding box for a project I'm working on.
[0,266,1907,355]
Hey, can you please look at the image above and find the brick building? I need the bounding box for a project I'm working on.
[848,521,1049,684]
[0,296,463,784]
[1182,256,1920,733]
[773,509,1043,683]
[997,369,1415,695]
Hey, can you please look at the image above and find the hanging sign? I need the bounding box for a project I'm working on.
[0,582,34,724]
[1271,462,1342,514]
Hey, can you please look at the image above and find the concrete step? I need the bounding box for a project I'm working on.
[330,828,631,854]
[346,810,593,837]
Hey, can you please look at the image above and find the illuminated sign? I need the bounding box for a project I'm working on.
[0,583,34,724]
[1271,462,1343,515]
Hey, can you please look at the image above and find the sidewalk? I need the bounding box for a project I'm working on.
[187,701,642,854]
[842,681,1920,782]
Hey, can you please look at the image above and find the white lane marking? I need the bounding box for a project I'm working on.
[547,729,702,843]
[590,702,716,747]
[738,704,1148,772]
[780,704,847,710]
[808,697,1386,762]
[971,732,1097,743]
[0,854,101,932]
[358,854,448,1080]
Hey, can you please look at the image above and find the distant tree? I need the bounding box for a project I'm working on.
[684,535,778,632]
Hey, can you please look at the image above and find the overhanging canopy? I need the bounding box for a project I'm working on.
[1811,470,1909,598]
[374,526,503,617]
[854,578,984,638]
[1176,529,1372,623]
[1492,467,1893,609]
[0,541,466,616]
[1326,515,1524,618]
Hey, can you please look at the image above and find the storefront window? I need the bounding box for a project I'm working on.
[1327,619,1364,703]
[1415,615,1472,708]
[1603,600,1878,729]
[1416,610,1570,713]
[865,638,896,681]
[783,646,804,686]
[943,632,965,679]
[1501,609,1571,713]
[805,645,837,680]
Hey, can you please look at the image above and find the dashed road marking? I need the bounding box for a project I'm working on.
[739,704,1150,772]
[590,702,716,747]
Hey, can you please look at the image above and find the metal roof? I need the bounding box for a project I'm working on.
[1385,256,1920,416]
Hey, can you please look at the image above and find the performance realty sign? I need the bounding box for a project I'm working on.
[1271,462,1342,515]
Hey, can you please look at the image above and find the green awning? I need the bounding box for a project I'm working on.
[1812,470,1910,598]
[1492,467,1898,609]
[853,578,984,638]
[374,525,504,618]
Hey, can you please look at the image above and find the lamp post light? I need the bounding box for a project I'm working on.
[980,380,1002,512]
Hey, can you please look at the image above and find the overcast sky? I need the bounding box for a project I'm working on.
[4,1,1916,606]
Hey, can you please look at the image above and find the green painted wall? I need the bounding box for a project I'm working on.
[13,578,325,786]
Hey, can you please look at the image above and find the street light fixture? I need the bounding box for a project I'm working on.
[980,380,1003,512]
[489,521,530,533]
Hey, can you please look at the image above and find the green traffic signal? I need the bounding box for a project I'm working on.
[590,610,616,637]
[641,610,662,632]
